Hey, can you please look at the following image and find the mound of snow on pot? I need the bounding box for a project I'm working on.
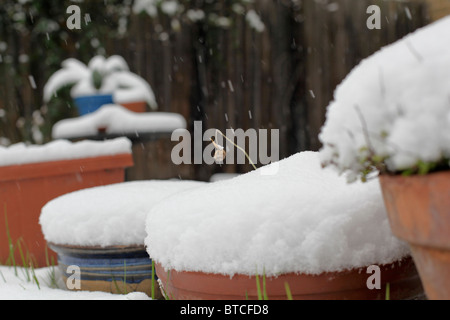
[0,137,131,167]
[52,104,186,139]
[145,152,410,276]
[40,180,205,247]
[319,16,450,178]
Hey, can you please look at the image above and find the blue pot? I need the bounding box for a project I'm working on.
[49,243,160,297]
[73,94,114,116]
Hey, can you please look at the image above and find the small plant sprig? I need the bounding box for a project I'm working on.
[211,129,257,170]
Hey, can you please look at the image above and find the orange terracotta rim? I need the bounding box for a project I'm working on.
[0,153,133,182]
[155,257,424,300]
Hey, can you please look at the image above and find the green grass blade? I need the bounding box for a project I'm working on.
[4,208,17,275]
[385,282,390,300]
[30,260,40,290]
[284,282,293,300]
[255,272,263,300]
[17,238,30,281]
[151,260,156,299]
[262,270,268,300]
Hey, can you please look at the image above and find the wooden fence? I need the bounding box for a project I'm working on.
[109,0,429,179]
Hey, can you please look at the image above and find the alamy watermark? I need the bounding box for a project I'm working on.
[367,5,381,30]
[66,265,81,290]
[66,5,90,30]
[366,264,381,290]
[65,4,385,32]
[170,121,280,175]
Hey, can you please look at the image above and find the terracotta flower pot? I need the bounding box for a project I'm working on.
[50,244,161,298]
[155,257,423,300]
[380,171,450,300]
[0,153,133,267]
[120,101,147,113]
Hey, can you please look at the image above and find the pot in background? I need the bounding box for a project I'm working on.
[0,153,133,267]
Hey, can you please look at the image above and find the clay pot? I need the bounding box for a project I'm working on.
[155,257,423,300]
[74,94,147,116]
[50,244,161,298]
[0,153,133,267]
[120,101,147,113]
[380,170,450,300]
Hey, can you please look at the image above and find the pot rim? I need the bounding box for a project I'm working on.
[49,242,146,255]
[155,256,422,300]
[0,153,133,182]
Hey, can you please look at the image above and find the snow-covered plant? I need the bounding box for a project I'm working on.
[319,17,450,182]
[43,55,158,110]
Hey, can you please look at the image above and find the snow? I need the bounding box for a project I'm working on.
[186,9,205,22]
[133,0,158,18]
[209,173,240,182]
[145,151,409,277]
[0,137,131,167]
[319,16,450,179]
[43,56,158,110]
[246,10,265,33]
[52,104,186,139]
[161,1,178,16]
[0,266,150,300]
[40,180,205,247]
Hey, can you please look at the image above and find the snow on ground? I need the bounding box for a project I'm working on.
[209,173,241,182]
[0,137,131,167]
[145,151,410,277]
[319,16,450,179]
[40,180,205,247]
[52,104,186,139]
[0,266,150,300]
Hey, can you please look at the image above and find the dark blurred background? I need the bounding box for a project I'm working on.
[0,0,446,180]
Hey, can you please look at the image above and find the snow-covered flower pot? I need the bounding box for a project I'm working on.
[51,104,188,180]
[48,244,152,295]
[43,55,157,116]
[319,17,450,300]
[0,138,133,267]
[145,152,424,300]
[39,180,205,297]
[51,104,187,140]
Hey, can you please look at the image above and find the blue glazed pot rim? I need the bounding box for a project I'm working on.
[49,243,146,256]
[73,93,114,100]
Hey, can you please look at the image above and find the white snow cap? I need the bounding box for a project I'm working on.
[0,137,131,167]
[52,104,187,139]
[319,16,450,177]
[40,180,205,247]
[145,151,409,277]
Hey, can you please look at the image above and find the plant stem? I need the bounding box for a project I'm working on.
[215,129,257,170]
